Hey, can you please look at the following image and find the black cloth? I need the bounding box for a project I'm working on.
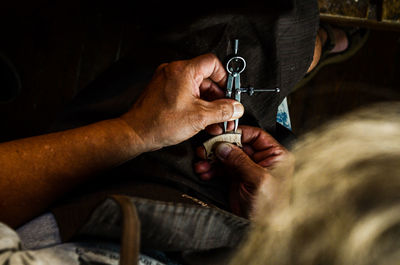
[51,0,319,212]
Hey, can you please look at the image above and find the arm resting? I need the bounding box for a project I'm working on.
[0,118,144,228]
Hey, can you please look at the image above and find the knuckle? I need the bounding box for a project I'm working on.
[206,53,219,61]
[202,53,217,62]
[164,61,186,77]
[155,63,168,73]
[271,145,284,154]
[190,109,208,131]
[155,64,169,80]
[197,111,209,129]
[217,103,232,121]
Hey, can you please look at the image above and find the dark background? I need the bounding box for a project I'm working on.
[0,1,399,142]
[289,28,400,135]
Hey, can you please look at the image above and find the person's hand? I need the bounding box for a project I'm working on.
[194,126,294,218]
[119,54,244,152]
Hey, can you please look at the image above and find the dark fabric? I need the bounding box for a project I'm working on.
[51,0,319,241]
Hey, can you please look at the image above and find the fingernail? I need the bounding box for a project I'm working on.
[215,143,232,159]
[232,102,244,120]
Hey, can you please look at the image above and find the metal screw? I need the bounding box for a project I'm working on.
[241,87,280,96]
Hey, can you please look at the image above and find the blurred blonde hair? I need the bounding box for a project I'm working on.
[230,102,400,265]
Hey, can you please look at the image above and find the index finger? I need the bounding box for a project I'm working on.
[188,53,227,88]
[240,125,281,151]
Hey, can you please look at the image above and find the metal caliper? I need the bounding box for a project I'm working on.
[224,39,280,133]
[203,39,281,160]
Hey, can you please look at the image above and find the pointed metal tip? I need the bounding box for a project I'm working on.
[234,120,239,132]
[234,39,239,54]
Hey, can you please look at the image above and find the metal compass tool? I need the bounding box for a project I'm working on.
[224,39,280,133]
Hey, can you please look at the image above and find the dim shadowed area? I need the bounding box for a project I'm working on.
[0,0,291,142]
[0,1,399,141]
[289,29,400,135]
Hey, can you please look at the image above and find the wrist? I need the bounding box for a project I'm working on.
[108,118,150,156]
[113,117,161,155]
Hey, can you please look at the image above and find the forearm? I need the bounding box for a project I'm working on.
[0,54,237,228]
[0,118,144,227]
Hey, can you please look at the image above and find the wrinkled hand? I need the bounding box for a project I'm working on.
[120,54,244,152]
[194,126,294,218]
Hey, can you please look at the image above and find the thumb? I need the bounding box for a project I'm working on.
[201,99,244,125]
[215,142,265,183]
